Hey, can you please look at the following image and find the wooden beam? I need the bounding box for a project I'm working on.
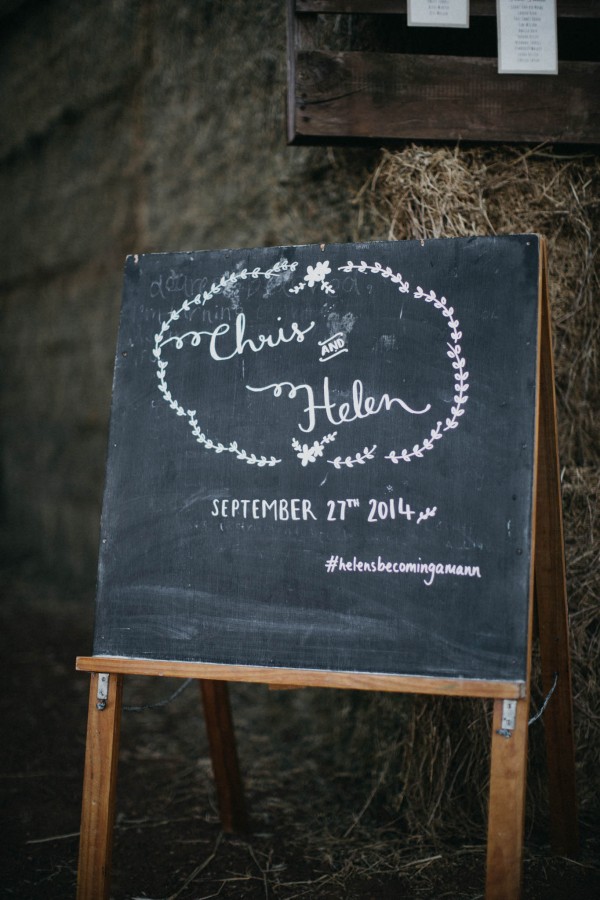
[77,656,523,699]
[533,245,579,855]
[295,0,600,16]
[77,673,123,900]
[297,0,409,12]
[292,50,600,144]
[486,697,530,900]
[200,680,248,834]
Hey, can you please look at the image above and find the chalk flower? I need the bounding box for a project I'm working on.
[304,260,331,288]
[296,441,325,466]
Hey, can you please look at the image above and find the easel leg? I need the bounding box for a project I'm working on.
[534,581,578,854]
[486,697,529,900]
[77,672,123,900]
[533,262,579,855]
[200,680,248,833]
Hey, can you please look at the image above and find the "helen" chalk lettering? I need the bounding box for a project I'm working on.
[247,376,431,434]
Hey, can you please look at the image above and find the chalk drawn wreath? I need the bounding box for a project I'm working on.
[152,257,469,468]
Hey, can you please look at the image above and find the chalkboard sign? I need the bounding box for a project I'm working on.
[94,236,540,684]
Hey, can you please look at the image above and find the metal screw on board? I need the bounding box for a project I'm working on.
[96,673,109,711]
[497,699,517,738]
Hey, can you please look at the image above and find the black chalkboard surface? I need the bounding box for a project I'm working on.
[94,236,540,684]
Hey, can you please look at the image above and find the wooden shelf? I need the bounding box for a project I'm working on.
[288,1,600,145]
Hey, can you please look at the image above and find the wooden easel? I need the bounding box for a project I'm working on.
[76,243,577,900]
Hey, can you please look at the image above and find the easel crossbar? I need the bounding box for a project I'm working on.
[76,656,524,698]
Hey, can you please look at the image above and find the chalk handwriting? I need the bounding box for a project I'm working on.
[247,377,430,435]
[150,270,209,301]
[319,332,348,363]
[324,554,481,587]
[208,494,438,525]
[211,497,317,521]
[152,255,468,468]
[159,312,315,360]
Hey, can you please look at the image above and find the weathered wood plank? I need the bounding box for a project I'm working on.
[296,0,600,17]
[293,50,600,144]
[297,0,408,12]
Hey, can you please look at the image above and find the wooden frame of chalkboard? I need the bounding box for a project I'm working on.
[76,235,577,900]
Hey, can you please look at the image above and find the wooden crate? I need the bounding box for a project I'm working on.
[287,1,600,145]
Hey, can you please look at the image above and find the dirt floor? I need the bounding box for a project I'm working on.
[1,557,599,900]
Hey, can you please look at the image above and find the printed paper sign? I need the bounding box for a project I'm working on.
[497,0,558,74]
[408,0,469,28]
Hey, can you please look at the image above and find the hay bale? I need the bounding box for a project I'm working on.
[320,145,600,842]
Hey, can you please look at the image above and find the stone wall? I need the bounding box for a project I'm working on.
[0,0,370,579]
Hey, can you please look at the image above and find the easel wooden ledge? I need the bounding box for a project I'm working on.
[76,240,577,900]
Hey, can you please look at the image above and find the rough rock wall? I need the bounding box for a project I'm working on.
[0,0,370,578]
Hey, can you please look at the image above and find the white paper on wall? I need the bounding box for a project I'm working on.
[497,0,558,75]
[407,0,469,29]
